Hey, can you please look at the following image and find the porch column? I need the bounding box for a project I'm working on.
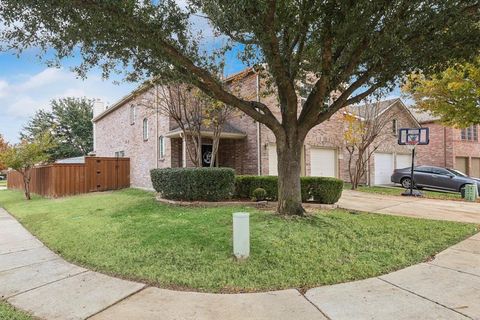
[182,136,187,168]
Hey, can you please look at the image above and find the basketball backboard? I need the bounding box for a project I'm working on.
[398,128,429,146]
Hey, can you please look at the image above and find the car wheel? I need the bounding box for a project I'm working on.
[459,184,466,197]
[401,177,412,189]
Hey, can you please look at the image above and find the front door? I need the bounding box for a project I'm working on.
[202,144,213,167]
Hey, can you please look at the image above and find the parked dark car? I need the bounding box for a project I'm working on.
[391,165,480,193]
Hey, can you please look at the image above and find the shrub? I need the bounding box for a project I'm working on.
[234,175,278,200]
[301,177,344,204]
[235,175,343,204]
[252,188,267,201]
[150,167,235,201]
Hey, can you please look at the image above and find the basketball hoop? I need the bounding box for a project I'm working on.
[397,127,430,197]
[406,135,419,150]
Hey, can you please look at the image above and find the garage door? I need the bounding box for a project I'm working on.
[374,153,394,185]
[396,154,411,169]
[268,144,278,176]
[310,148,336,177]
[455,157,468,175]
[471,158,480,178]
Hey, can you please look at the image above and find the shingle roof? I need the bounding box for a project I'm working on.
[407,107,440,123]
[168,121,246,135]
[346,98,400,118]
[55,156,86,164]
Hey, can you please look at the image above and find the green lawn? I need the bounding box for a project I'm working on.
[0,189,476,293]
[0,180,6,187]
[0,302,34,320]
[344,183,464,201]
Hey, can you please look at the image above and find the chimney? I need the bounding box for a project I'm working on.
[93,99,106,118]
[92,99,105,154]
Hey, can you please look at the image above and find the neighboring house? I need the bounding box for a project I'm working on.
[410,110,480,178]
[93,68,418,189]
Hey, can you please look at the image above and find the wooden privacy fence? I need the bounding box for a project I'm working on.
[7,157,130,198]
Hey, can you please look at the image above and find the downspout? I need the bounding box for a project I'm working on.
[92,121,96,153]
[443,126,447,167]
[367,144,373,186]
[155,85,159,168]
[256,72,262,176]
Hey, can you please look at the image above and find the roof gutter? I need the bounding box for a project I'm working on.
[256,72,262,176]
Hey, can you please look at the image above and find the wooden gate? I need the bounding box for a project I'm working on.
[86,157,130,192]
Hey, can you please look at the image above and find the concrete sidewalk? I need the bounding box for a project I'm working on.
[1,207,479,319]
[338,189,480,224]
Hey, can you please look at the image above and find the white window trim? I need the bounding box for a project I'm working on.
[130,105,136,125]
[159,136,166,158]
[143,118,149,141]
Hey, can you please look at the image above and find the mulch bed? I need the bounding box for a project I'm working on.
[155,195,338,212]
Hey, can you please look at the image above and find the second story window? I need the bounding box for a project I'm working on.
[143,118,149,141]
[392,119,398,135]
[461,125,478,141]
[130,105,136,125]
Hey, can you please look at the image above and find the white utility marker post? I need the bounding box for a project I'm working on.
[233,212,250,259]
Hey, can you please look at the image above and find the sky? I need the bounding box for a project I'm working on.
[0,49,138,143]
[0,48,249,144]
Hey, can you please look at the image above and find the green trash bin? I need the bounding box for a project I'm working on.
[464,184,478,202]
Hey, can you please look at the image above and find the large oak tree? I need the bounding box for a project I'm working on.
[1,0,478,215]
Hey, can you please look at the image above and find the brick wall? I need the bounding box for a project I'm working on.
[95,71,421,189]
[365,103,419,184]
[95,86,172,189]
[415,122,480,176]
[416,122,453,168]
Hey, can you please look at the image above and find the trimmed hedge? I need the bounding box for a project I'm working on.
[301,177,344,204]
[234,175,278,200]
[151,167,235,201]
[234,175,343,204]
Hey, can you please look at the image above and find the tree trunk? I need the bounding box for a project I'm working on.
[196,133,202,167]
[276,137,305,216]
[210,131,220,168]
[22,171,31,200]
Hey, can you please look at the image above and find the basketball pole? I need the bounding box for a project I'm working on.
[409,146,415,196]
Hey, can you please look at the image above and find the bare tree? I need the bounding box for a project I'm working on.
[344,101,398,189]
[203,100,236,167]
[156,84,204,167]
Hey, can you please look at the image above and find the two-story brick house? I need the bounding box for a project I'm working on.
[93,68,418,189]
[411,110,480,178]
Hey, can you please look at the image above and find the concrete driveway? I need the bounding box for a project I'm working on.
[339,189,480,224]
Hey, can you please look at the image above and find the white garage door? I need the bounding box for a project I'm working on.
[396,154,411,169]
[268,144,278,176]
[310,148,336,177]
[374,153,394,185]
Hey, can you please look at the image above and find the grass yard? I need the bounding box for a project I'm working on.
[0,180,7,187]
[0,302,34,320]
[344,183,464,201]
[0,189,477,293]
